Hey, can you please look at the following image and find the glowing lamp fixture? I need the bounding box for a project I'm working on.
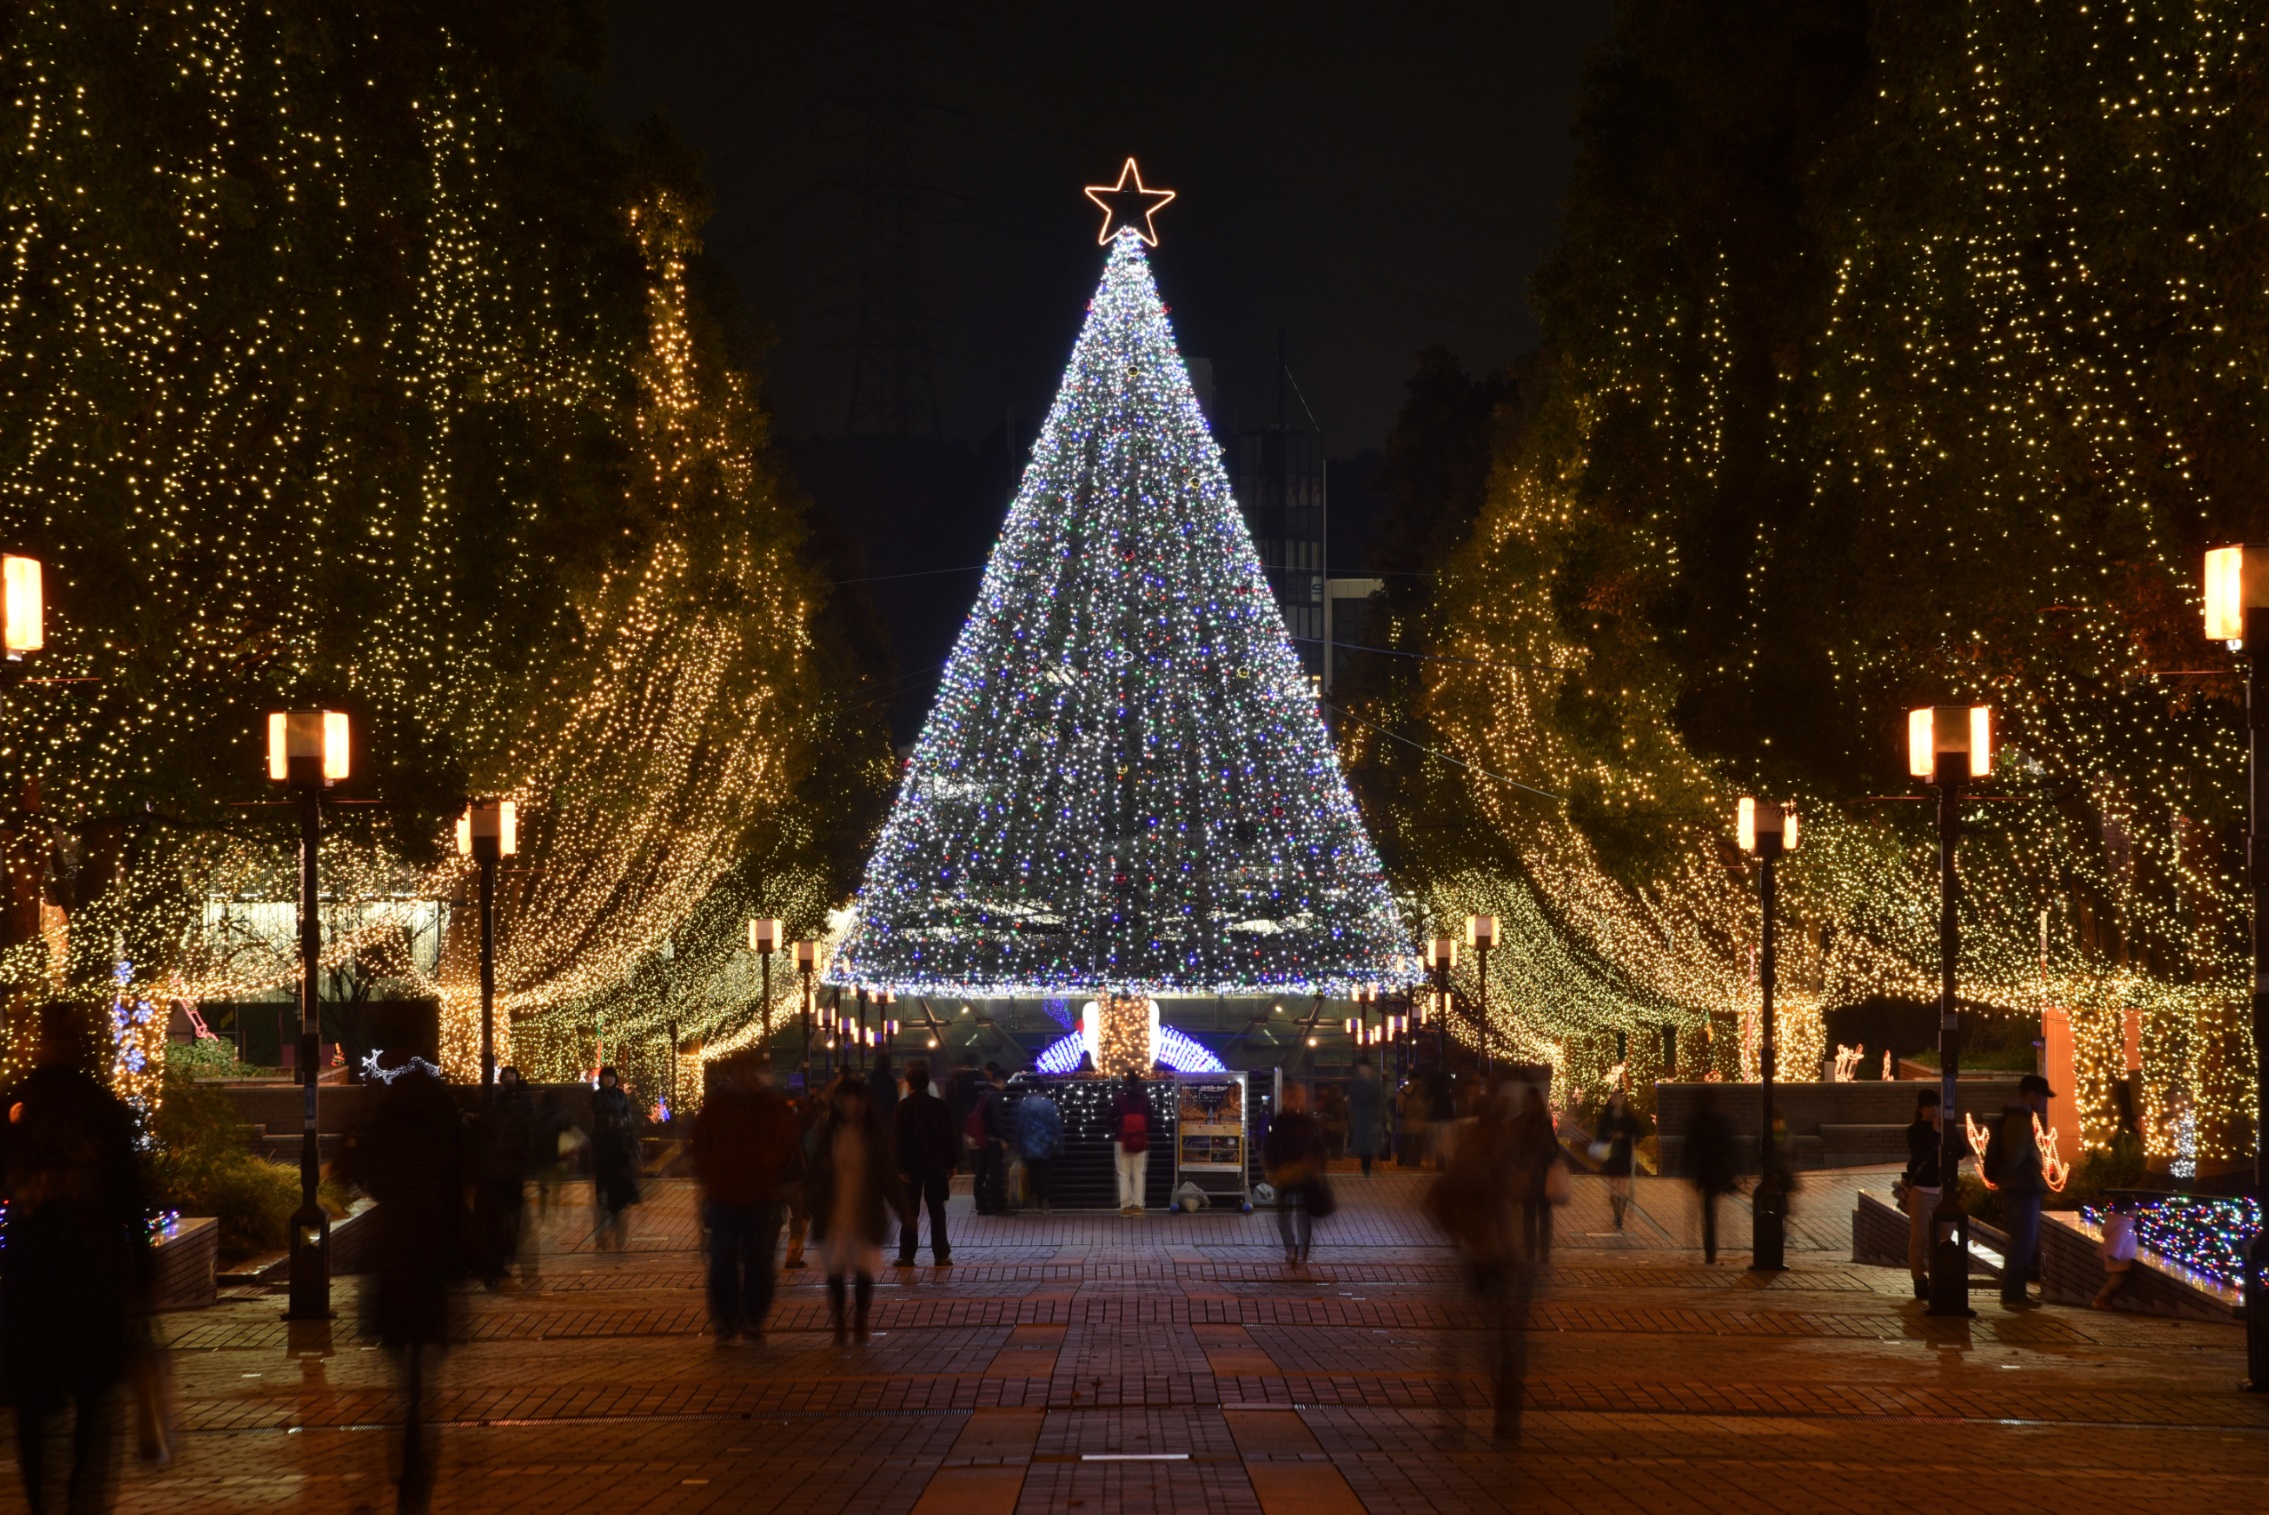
[267,710,348,786]
[1736,797,1798,855]
[793,939,818,971]
[748,918,784,953]
[455,798,516,860]
[1906,705,1992,781]
[1428,936,1458,972]
[2203,544,2269,644]
[3,555,41,658]
[1465,914,1497,950]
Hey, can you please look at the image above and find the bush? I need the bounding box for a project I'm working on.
[148,1066,302,1260]
[165,1036,244,1080]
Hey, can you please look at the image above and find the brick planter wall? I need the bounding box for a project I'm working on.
[2039,1212,2242,1322]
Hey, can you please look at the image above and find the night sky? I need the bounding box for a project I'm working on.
[598,3,1614,733]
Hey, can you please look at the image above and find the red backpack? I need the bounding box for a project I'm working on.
[1118,1107,1149,1154]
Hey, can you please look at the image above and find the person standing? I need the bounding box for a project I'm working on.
[867,1054,901,1167]
[1684,1088,1736,1265]
[1263,1082,1327,1267]
[692,1052,797,1346]
[1509,1086,1562,1263]
[1596,1087,1643,1231]
[783,1082,822,1269]
[806,1077,903,1344]
[1347,1057,1384,1178]
[1396,1077,1428,1169]
[1016,1082,1064,1213]
[1992,1074,2052,1308]
[344,1048,468,1514]
[1111,1072,1152,1215]
[474,1066,536,1286]
[590,1066,642,1250]
[974,1062,1009,1215]
[1901,1088,1942,1301]
[893,1059,957,1265]
[0,1007,148,1515]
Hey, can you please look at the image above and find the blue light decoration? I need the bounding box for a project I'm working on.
[1033,1024,1225,1075]
[2083,1196,2261,1290]
[829,225,1416,1000]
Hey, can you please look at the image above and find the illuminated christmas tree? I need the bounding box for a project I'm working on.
[834,190,1412,998]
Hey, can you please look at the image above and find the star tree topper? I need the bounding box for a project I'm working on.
[1083,157,1175,246]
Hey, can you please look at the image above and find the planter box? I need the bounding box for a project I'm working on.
[151,1216,219,1311]
[1852,1187,2003,1284]
[2040,1211,2243,1322]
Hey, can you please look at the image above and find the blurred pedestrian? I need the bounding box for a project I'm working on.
[1684,1088,1736,1265]
[1425,1081,1530,1445]
[1596,1087,1643,1230]
[692,1052,797,1345]
[1991,1074,2051,1308]
[782,1080,822,1269]
[590,1066,641,1250]
[893,1059,957,1265]
[0,1007,148,1515]
[867,1053,901,1168]
[2093,1198,2137,1310]
[1016,1081,1064,1213]
[1347,1057,1384,1178]
[806,1076,903,1344]
[973,1062,1010,1214]
[473,1066,535,1286]
[531,1087,574,1219]
[343,1048,468,1513]
[1263,1082,1328,1267]
[1111,1072,1152,1214]
[1510,1085,1562,1262]
[1396,1078,1428,1168]
[1900,1088,1942,1300]
[1318,1082,1350,1161]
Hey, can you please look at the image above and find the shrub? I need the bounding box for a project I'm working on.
[148,1065,301,1260]
[165,1036,244,1080]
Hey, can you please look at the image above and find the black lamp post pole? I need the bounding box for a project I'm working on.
[2245,606,2269,1387]
[1751,833,1785,1272]
[798,958,813,1092]
[478,842,497,1109]
[1927,759,1976,1317]
[286,778,329,1321]
[1476,941,1492,1082]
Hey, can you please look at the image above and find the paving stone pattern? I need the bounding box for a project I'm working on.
[45,1168,2269,1513]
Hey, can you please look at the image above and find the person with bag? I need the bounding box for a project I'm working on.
[893,1059,958,1265]
[1111,1072,1152,1214]
[1592,1087,1643,1230]
[692,1051,797,1345]
[1993,1074,2052,1309]
[1509,1085,1563,1263]
[0,1007,150,1515]
[1899,1088,1942,1301]
[1263,1082,1329,1267]
[1015,1083,1065,1213]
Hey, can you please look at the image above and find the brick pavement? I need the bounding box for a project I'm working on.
[27,1169,2267,1514]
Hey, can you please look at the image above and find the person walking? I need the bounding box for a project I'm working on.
[1347,1057,1384,1178]
[1016,1082,1065,1213]
[867,1054,902,1167]
[1900,1088,1942,1301]
[973,1062,1010,1214]
[473,1066,536,1286]
[1396,1077,1428,1169]
[1991,1074,2052,1308]
[1425,1080,1530,1445]
[1509,1085,1562,1263]
[590,1066,642,1250]
[783,1082,822,1269]
[0,1007,149,1515]
[344,1047,469,1513]
[692,1052,797,1345]
[1684,1088,1736,1265]
[806,1076,903,1344]
[1263,1082,1327,1267]
[893,1059,957,1265]
[1111,1072,1152,1215]
[1596,1087,1643,1231]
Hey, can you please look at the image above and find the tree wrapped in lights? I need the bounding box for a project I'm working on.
[833,230,1412,998]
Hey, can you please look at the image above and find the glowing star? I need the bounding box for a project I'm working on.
[1083,157,1175,246]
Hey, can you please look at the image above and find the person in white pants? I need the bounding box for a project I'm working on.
[1111,1072,1150,1214]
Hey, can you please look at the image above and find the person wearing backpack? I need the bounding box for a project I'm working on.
[1112,1072,1152,1215]
[1992,1074,2052,1308]
[1016,1084,1066,1213]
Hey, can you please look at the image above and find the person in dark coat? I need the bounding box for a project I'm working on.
[1015,1083,1065,1213]
[1993,1074,2052,1308]
[1263,1082,1327,1267]
[1346,1057,1385,1177]
[473,1066,536,1285]
[692,1052,797,1345]
[1901,1088,1943,1300]
[590,1066,641,1249]
[806,1075,904,1343]
[1509,1086,1561,1262]
[343,1050,469,1513]
[972,1062,1008,1214]
[0,1007,148,1515]
[1424,1080,1530,1445]
[1684,1088,1737,1265]
[892,1059,957,1265]
[867,1053,902,1172]
[1595,1087,1644,1230]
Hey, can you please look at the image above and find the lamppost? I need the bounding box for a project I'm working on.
[2201,545,2269,1387]
[1737,797,1798,1272]
[748,916,782,1048]
[793,938,817,1091]
[267,708,348,1322]
[455,799,516,1107]
[1466,915,1497,1079]
[1427,935,1457,1074]
[1909,702,1992,1317]
[3,554,43,676]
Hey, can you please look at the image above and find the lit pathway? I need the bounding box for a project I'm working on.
[81,1169,2269,1514]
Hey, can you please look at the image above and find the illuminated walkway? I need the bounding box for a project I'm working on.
[90,1171,2269,1514]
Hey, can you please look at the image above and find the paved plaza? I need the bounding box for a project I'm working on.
[63,1170,2269,1514]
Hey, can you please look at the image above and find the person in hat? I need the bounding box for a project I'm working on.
[1990,1074,2053,1308]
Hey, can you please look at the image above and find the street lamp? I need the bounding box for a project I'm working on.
[1427,935,1457,1073]
[1908,702,1992,1317]
[3,554,43,662]
[267,708,348,1322]
[1737,797,1798,1272]
[1466,915,1497,1078]
[2202,545,2269,1388]
[456,799,516,1106]
[793,940,817,1089]
[748,917,783,1048]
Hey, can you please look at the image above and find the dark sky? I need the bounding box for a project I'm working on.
[598,3,1614,457]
